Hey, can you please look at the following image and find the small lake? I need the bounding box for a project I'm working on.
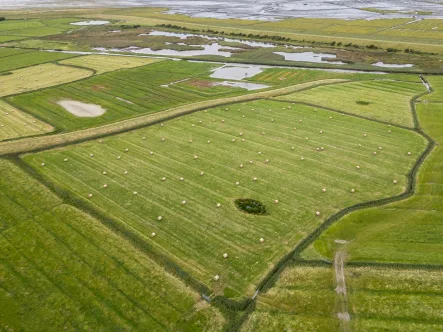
[70,20,110,26]
[274,51,345,64]
[372,62,414,68]
[210,65,264,80]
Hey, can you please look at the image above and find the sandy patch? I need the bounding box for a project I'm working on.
[57,100,106,117]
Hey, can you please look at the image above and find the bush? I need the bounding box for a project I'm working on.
[0,17,5,21]
[356,100,370,105]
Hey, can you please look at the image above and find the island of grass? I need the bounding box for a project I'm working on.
[235,198,267,215]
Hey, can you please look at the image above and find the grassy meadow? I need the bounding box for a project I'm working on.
[0,158,225,331]
[59,54,162,74]
[277,80,426,127]
[0,62,92,97]
[347,266,443,331]
[241,265,340,331]
[22,99,426,296]
[0,100,53,141]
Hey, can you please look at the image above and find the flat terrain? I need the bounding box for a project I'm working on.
[0,100,53,141]
[22,99,426,296]
[0,63,92,97]
[277,80,426,127]
[0,159,224,331]
[59,54,161,74]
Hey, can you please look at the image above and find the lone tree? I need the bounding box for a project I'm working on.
[0,17,5,21]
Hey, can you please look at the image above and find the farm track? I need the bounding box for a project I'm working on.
[0,79,347,156]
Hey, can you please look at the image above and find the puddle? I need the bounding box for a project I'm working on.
[57,100,106,117]
[372,62,414,68]
[274,51,345,64]
[211,81,269,90]
[70,20,110,26]
[210,65,264,80]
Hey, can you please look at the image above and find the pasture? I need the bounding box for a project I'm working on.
[241,265,339,331]
[23,99,426,296]
[0,100,53,141]
[0,159,224,331]
[59,54,162,74]
[0,63,92,97]
[0,48,77,72]
[420,75,443,102]
[347,266,443,331]
[276,80,426,127]
[313,102,443,265]
[6,60,248,132]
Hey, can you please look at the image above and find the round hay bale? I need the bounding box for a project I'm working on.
[192,124,195,127]
[363,133,367,137]
[90,154,94,157]
[242,139,246,142]
[321,147,325,151]
[299,119,303,123]
[259,238,264,243]
[249,160,253,164]
[221,120,225,123]
[388,130,392,133]
[180,177,184,181]
[408,152,412,156]
[235,181,240,186]
[103,171,107,175]
[274,199,279,204]
[223,253,228,258]
[87,194,93,198]
[200,171,205,176]
[320,130,323,134]
[125,148,129,152]
[151,232,156,237]
[291,146,295,150]
[373,152,377,155]
[329,116,333,119]
[41,163,45,166]
[393,180,398,184]
[181,200,187,205]
[265,159,269,163]
[133,191,138,195]
[356,165,360,169]
[157,216,163,221]
[271,119,274,122]
[378,147,382,150]
[162,177,166,181]
[240,164,244,168]
[103,184,108,188]
[117,156,121,160]
[194,155,198,159]
[161,138,165,141]
[207,140,211,143]
[214,275,220,281]
[315,211,321,216]
[253,177,257,181]
[322,188,327,193]
[242,115,245,118]
[64,158,68,162]
[351,188,355,193]
[258,151,262,155]
[150,151,154,155]
[142,137,146,140]
[216,203,221,208]
[239,132,243,136]
[232,139,236,142]
[161,123,164,127]
[189,139,193,143]
[124,171,128,175]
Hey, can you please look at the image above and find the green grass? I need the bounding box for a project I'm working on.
[0,63,92,97]
[6,60,252,132]
[347,266,443,330]
[276,80,426,127]
[0,49,78,72]
[0,159,225,331]
[59,54,162,74]
[241,265,340,331]
[313,102,443,265]
[420,76,443,102]
[22,99,426,296]
[0,100,53,141]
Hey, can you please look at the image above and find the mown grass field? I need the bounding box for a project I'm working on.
[59,54,162,74]
[313,102,443,265]
[347,266,443,331]
[241,265,339,331]
[22,99,426,296]
[276,80,426,127]
[0,100,53,141]
[0,48,77,72]
[420,76,443,102]
[0,159,225,331]
[6,60,250,132]
[0,63,92,97]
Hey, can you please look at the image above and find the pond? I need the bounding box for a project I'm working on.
[211,81,269,90]
[70,20,110,26]
[210,65,264,80]
[372,62,414,68]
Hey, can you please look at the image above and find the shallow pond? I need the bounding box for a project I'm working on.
[210,65,264,80]
[274,51,345,64]
[372,62,414,68]
[57,100,106,117]
[211,81,269,90]
[70,20,110,26]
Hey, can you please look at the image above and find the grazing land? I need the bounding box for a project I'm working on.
[0,48,77,72]
[419,75,443,102]
[347,266,443,331]
[276,80,426,127]
[0,63,92,97]
[22,99,426,296]
[0,159,225,331]
[59,54,162,74]
[0,100,53,141]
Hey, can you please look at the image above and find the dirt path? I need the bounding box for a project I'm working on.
[334,250,351,331]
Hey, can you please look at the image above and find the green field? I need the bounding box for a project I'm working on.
[0,100,53,141]
[347,266,443,331]
[0,63,92,97]
[420,75,443,102]
[21,99,426,296]
[59,54,162,74]
[0,48,77,72]
[0,158,224,331]
[276,80,426,127]
[6,60,251,132]
[241,265,339,331]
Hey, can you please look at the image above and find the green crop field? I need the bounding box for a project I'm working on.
[0,100,53,141]
[0,49,78,72]
[347,266,443,331]
[0,159,224,331]
[21,99,426,296]
[241,265,339,331]
[276,80,426,127]
[6,60,250,132]
[59,54,162,74]
[0,63,92,97]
